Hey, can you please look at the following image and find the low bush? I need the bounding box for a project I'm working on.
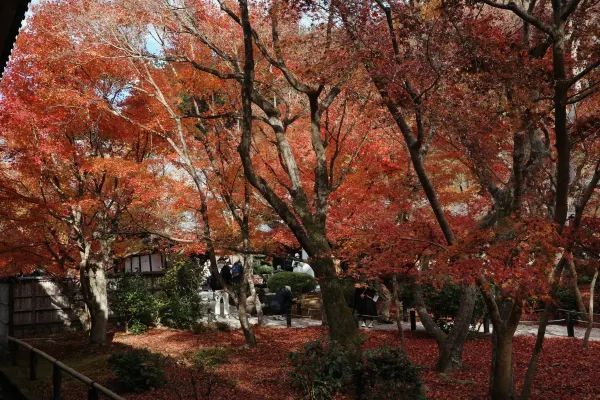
[255,263,274,275]
[267,271,316,296]
[289,340,354,400]
[555,287,578,311]
[108,349,166,393]
[193,347,231,370]
[357,347,425,400]
[109,274,160,333]
[128,320,148,335]
[290,341,424,400]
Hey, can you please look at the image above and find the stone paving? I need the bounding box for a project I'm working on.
[210,309,600,341]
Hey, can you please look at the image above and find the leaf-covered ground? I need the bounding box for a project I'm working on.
[19,326,600,400]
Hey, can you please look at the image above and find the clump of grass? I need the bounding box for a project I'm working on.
[192,347,232,370]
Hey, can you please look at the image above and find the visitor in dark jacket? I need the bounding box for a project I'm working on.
[275,285,294,327]
[353,283,378,328]
[231,260,244,284]
[220,261,233,286]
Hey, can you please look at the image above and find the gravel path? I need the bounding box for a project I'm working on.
[210,310,600,341]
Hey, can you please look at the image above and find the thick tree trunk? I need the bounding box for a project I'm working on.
[414,282,475,372]
[313,255,360,350]
[438,286,477,372]
[480,285,522,400]
[81,265,108,345]
[490,330,515,400]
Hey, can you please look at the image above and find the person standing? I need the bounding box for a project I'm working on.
[209,260,232,319]
[276,285,294,327]
[231,260,243,285]
[353,283,378,328]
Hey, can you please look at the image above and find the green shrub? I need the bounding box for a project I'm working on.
[128,320,148,335]
[289,340,354,400]
[556,287,578,311]
[159,257,207,329]
[267,271,316,296]
[290,342,425,400]
[109,274,160,331]
[193,347,231,370]
[358,347,425,400]
[255,264,274,275]
[108,349,166,393]
[578,274,593,285]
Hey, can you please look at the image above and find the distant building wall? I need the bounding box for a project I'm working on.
[114,253,166,274]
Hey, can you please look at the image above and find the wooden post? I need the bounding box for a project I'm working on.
[567,311,575,337]
[52,363,62,400]
[29,349,37,380]
[410,309,416,331]
[483,316,490,333]
[87,386,98,400]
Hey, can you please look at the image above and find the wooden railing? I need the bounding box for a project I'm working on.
[7,336,126,400]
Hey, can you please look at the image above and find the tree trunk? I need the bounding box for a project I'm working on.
[313,256,360,350]
[583,268,598,348]
[566,255,588,316]
[551,21,570,227]
[392,275,404,344]
[247,258,263,325]
[81,265,108,345]
[237,268,256,347]
[414,282,475,372]
[437,286,477,372]
[521,255,565,400]
[490,329,515,400]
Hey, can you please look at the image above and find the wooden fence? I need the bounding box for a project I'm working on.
[3,274,165,338]
[8,336,125,400]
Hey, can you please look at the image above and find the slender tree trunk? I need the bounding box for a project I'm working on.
[566,255,588,316]
[551,22,570,228]
[583,268,598,348]
[237,178,257,346]
[392,275,404,344]
[237,270,256,347]
[520,249,568,400]
[247,259,263,325]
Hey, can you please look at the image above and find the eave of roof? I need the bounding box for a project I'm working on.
[0,0,32,78]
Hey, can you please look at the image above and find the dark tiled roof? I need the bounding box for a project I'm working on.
[0,0,31,77]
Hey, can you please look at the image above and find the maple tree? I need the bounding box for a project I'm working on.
[0,0,599,398]
[0,2,177,344]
